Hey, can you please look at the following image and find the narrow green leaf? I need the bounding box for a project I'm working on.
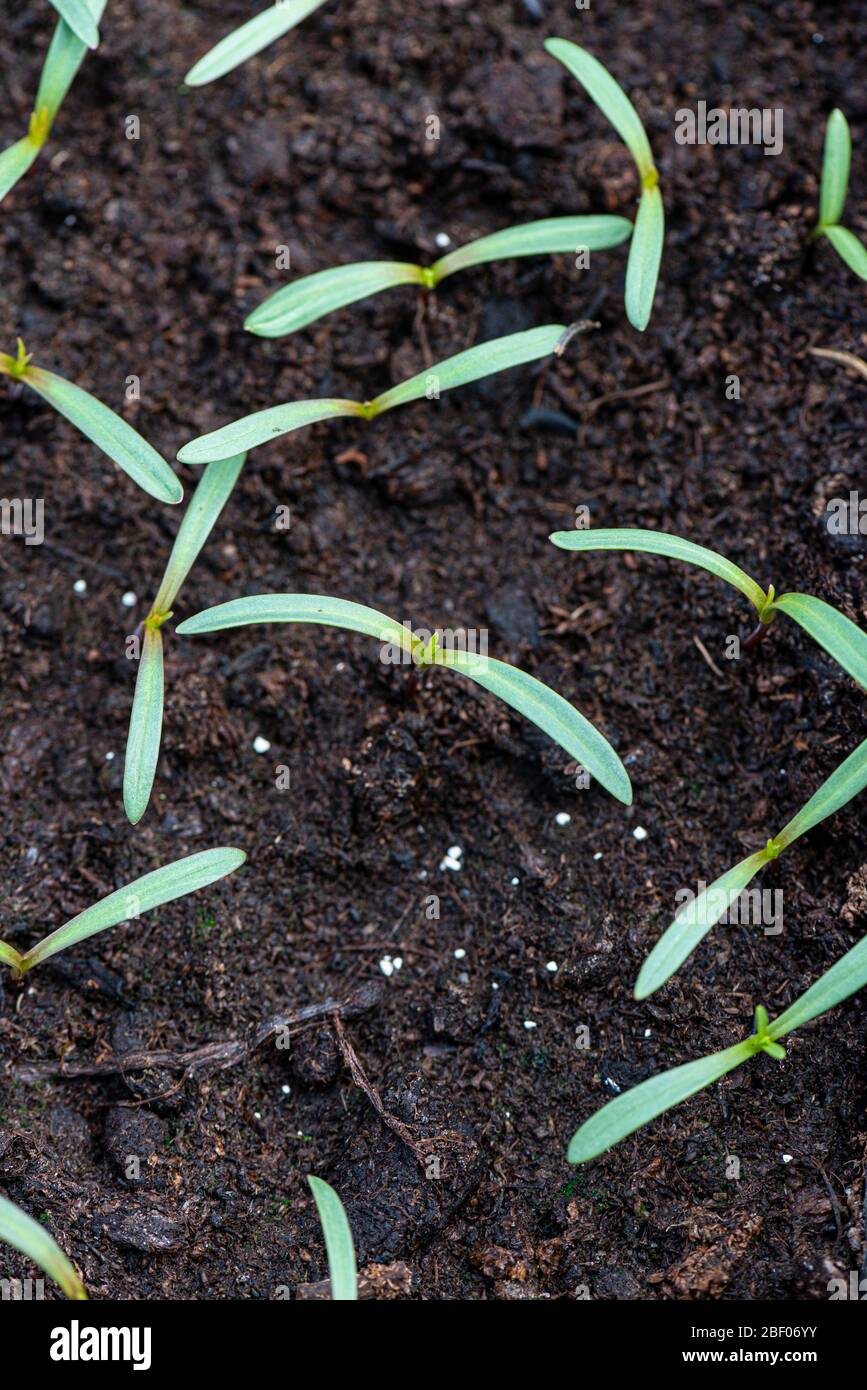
[544,38,655,181]
[185,0,327,87]
[771,592,867,689]
[22,364,182,504]
[0,940,22,971]
[20,847,246,972]
[770,932,867,1040]
[625,184,663,331]
[369,325,566,416]
[823,225,867,281]
[177,399,361,465]
[0,1194,87,1300]
[775,738,867,851]
[154,454,247,614]
[35,0,107,124]
[48,0,100,50]
[819,109,851,228]
[568,1041,752,1163]
[441,650,631,804]
[430,215,633,281]
[176,593,413,653]
[0,137,41,205]
[634,851,768,1000]
[245,263,426,339]
[123,627,165,827]
[307,1177,358,1301]
[549,526,768,614]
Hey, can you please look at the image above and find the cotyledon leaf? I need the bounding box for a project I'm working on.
[176,593,414,651]
[123,626,165,827]
[625,184,664,332]
[770,592,867,689]
[430,215,633,280]
[634,851,768,1000]
[543,38,655,180]
[0,1194,87,1300]
[154,453,247,614]
[775,738,867,851]
[48,0,100,49]
[819,108,851,228]
[20,364,182,503]
[36,0,107,123]
[307,1177,358,1301]
[823,225,867,281]
[245,263,427,338]
[770,932,867,1040]
[177,400,361,465]
[185,0,327,87]
[549,527,769,614]
[19,847,247,972]
[0,139,41,203]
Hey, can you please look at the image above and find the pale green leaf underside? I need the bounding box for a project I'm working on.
[819,109,851,228]
[48,0,100,49]
[772,592,867,689]
[568,1041,750,1163]
[625,184,663,331]
[123,627,165,826]
[0,941,20,969]
[245,263,425,338]
[441,650,631,804]
[22,847,246,970]
[177,400,360,465]
[155,453,247,613]
[549,527,767,613]
[23,366,182,503]
[370,324,565,414]
[185,0,327,86]
[432,215,633,280]
[823,225,867,281]
[635,851,767,1000]
[0,138,41,205]
[771,932,867,1040]
[0,1194,87,1300]
[176,595,630,801]
[307,1177,358,1301]
[544,38,654,180]
[776,738,867,850]
[36,0,107,121]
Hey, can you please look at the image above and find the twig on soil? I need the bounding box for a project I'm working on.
[808,346,867,381]
[331,1014,430,1167]
[578,377,670,417]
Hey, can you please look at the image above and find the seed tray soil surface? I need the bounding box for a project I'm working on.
[0,0,865,1302]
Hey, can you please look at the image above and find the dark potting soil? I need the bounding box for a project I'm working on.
[0,0,865,1301]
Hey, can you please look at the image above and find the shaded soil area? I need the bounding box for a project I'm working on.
[0,0,865,1300]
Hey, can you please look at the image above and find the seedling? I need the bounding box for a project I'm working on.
[308,1176,358,1301]
[0,847,245,979]
[569,931,867,1162]
[0,1194,87,1299]
[813,109,867,282]
[636,736,867,997]
[0,0,104,204]
[124,454,247,824]
[245,217,632,338]
[175,593,633,804]
[179,324,578,464]
[185,0,328,87]
[0,339,182,504]
[549,527,867,690]
[545,38,663,332]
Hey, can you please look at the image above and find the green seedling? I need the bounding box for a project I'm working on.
[0,847,245,979]
[813,109,867,282]
[545,38,663,332]
[636,736,867,997]
[0,339,182,504]
[124,454,246,824]
[549,527,867,690]
[185,0,327,87]
[569,931,867,1162]
[0,0,105,204]
[308,1176,358,1301]
[245,217,633,338]
[179,324,575,464]
[176,593,633,804]
[0,1194,87,1299]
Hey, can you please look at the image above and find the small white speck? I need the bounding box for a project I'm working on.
[105,751,115,761]
[523,1020,537,1031]
[633,826,648,841]
[546,960,558,973]
[510,876,520,886]
[281,1084,291,1095]
[555,812,571,826]
[454,948,466,960]
[593,852,603,861]
[782,1153,793,1163]
[73,579,87,594]
[447,845,462,859]
[439,845,463,871]
[379,956,394,977]
[491,981,499,990]
[644,1028,652,1038]
[392,956,403,972]
[121,591,137,608]
[605,1076,622,1094]
[253,736,271,754]
[253,1111,262,1120]
[434,232,451,248]
[336,662,345,671]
